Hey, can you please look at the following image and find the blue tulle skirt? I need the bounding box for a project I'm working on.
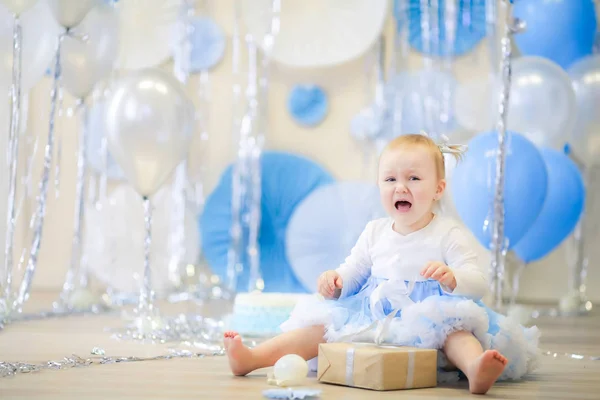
[280,276,540,382]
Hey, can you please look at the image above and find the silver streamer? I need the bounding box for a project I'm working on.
[226,0,245,292]
[242,36,261,292]
[169,163,188,288]
[56,100,89,309]
[1,343,597,379]
[390,0,408,140]
[246,0,280,293]
[0,347,223,379]
[110,312,234,349]
[2,15,23,319]
[194,69,210,212]
[227,0,280,293]
[12,31,66,314]
[564,149,596,314]
[54,85,65,200]
[371,35,386,156]
[138,197,155,316]
[441,0,456,135]
[489,1,514,311]
[418,0,435,136]
[169,0,196,289]
[9,303,113,322]
[193,1,211,214]
[542,350,600,362]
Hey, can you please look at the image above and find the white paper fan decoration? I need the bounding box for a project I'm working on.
[241,0,389,68]
[83,184,199,295]
[285,181,386,293]
[114,0,182,70]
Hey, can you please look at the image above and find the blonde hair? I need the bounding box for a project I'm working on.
[380,133,465,179]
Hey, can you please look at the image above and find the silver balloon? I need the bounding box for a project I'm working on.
[61,4,118,98]
[0,0,37,15]
[104,69,196,197]
[48,0,97,29]
[507,56,576,148]
[568,55,600,166]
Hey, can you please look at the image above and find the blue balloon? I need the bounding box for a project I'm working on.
[287,85,328,127]
[513,0,597,69]
[513,148,585,263]
[397,0,487,57]
[200,151,334,293]
[451,131,548,249]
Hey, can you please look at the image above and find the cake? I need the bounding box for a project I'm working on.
[226,292,314,337]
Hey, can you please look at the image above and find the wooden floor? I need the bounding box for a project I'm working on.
[1,292,599,399]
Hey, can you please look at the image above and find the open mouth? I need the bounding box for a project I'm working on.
[395,200,412,212]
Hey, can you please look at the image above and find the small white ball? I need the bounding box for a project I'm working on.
[273,354,308,385]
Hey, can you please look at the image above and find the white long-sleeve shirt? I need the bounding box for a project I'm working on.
[335,214,488,300]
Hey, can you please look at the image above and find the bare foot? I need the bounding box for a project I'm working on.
[223,331,254,376]
[466,350,508,395]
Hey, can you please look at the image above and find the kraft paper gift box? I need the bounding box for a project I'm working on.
[317,342,437,391]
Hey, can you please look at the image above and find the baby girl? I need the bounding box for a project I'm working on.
[223,133,539,395]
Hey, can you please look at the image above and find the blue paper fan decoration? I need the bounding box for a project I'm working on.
[287,85,329,127]
[200,151,335,293]
[396,0,487,57]
[286,181,386,293]
[189,16,226,72]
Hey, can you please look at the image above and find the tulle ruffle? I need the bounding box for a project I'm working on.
[280,276,540,381]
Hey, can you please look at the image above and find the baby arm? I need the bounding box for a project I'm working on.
[333,222,374,299]
[439,225,488,299]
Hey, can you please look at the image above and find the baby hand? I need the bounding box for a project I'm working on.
[317,270,343,299]
[421,261,457,291]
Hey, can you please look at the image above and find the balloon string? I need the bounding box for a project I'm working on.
[138,197,155,315]
[227,0,244,293]
[13,31,66,313]
[57,99,88,308]
[3,15,23,316]
[490,1,513,311]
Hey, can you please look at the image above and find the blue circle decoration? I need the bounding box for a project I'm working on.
[400,0,487,57]
[513,148,585,263]
[451,131,548,249]
[85,101,125,181]
[287,85,328,127]
[189,16,226,72]
[512,0,597,70]
[200,151,335,293]
[286,181,386,293]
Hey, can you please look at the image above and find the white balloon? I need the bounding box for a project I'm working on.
[61,3,118,98]
[115,0,180,70]
[0,1,61,91]
[0,0,37,15]
[83,184,200,295]
[273,354,308,385]
[454,76,499,132]
[507,56,576,148]
[105,68,195,197]
[568,55,600,165]
[48,0,97,28]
